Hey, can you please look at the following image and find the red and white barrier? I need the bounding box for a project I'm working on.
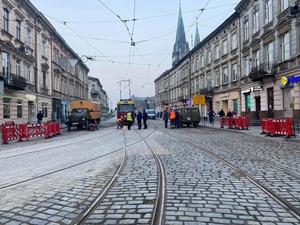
[2,122,61,144]
[220,116,249,130]
[261,118,293,137]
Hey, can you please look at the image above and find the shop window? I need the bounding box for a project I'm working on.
[245,93,251,112]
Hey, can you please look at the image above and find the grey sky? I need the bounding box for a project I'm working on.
[30,0,238,107]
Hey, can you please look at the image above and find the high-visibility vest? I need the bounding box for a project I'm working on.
[127,112,133,121]
[170,111,175,119]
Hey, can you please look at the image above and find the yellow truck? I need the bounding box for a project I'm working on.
[65,100,101,131]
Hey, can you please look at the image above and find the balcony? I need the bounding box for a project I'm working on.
[249,63,275,82]
[199,87,214,95]
[1,73,26,90]
[91,89,99,97]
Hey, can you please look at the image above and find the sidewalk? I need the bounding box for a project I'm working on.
[200,119,300,143]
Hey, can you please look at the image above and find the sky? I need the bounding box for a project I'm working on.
[30,0,239,108]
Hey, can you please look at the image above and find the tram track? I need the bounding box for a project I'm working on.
[0,128,153,190]
[0,130,118,160]
[160,128,300,220]
[72,125,165,225]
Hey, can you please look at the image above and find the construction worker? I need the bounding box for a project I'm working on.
[116,118,123,129]
[126,112,133,130]
[169,108,176,129]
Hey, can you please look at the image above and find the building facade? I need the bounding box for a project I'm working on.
[0,0,89,125]
[155,0,300,121]
[88,76,109,116]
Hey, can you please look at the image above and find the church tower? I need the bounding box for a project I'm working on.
[194,20,200,47]
[172,2,189,66]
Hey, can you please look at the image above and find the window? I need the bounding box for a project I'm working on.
[223,67,228,84]
[244,56,250,76]
[281,0,289,11]
[2,52,10,78]
[26,28,32,48]
[191,61,195,73]
[3,98,10,119]
[243,19,249,41]
[231,33,237,49]
[253,11,259,33]
[17,100,22,118]
[216,70,220,86]
[232,63,237,81]
[215,45,220,59]
[207,50,211,64]
[266,41,274,63]
[43,70,47,87]
[281,32,290,61]
[42,102,48,117]
[26,65,31,83]
[265,0,273,24]
[254,50,260,67]
[3,8,9,32]
[200,55,204,68]
[222,39,228,55]
[196,58,199,70]
[16,59,21,77]
[16,20,21,40]
[42,40,47,56]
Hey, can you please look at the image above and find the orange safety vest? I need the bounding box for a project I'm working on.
[170,111,175,119]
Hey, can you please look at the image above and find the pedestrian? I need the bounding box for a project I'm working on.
[169,108,176,128]
[142,109,148,129]
[126,111,133,130]
[163,110,169,128]
[116,118,123,129]
[226,110,233,117]
[218,109,225,117]
[136,110,142,130]
[232,110,237,117]
[208,109,216,124]
[175,109,180,128]
[37,111,44,124]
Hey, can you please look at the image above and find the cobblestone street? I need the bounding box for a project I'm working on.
[0,118,299,224]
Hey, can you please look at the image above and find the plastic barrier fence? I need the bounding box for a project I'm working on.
[260,118,293,137]
[220,116,249,130]
[2,122,61,144]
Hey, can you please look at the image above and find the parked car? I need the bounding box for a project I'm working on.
[177,106,200,127]
[146,109,156,119]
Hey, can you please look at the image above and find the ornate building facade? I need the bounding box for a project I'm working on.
[155,0,300,121]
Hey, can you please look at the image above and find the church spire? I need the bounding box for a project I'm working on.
[172,2,189,66]
[194,19,200,47]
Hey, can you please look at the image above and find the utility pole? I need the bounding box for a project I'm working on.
[118,79,132,100]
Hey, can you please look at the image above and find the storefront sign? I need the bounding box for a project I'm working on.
[241,89,251,94]
[281,75,300,86]
[252,85,262,91]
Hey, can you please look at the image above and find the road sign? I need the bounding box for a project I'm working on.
[192,94,205,104]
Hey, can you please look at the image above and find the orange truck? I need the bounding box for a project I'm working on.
[65,100,101,131]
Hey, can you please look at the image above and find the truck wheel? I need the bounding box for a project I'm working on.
[193,122,198,128]
[67,125,71,131]
[86,121,90,130]
[187,123,190,128]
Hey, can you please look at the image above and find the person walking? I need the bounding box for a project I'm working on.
[136,110,142,130]
[208,109,216,124]
[175,109,180,128]
[226,110,233,117]
[163,110,169,128]
[126,111,133,130]
[142,109,148,129]
[37,111,44,124]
